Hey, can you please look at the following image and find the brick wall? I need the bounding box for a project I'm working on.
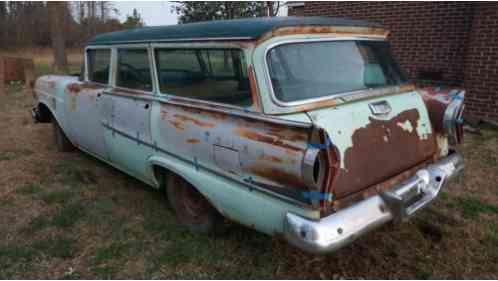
[302,2,498,121]
[463,3,498,120]
[288,5,304,16]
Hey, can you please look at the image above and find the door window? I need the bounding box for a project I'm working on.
[116,49,153,92]
[87,49,111,84]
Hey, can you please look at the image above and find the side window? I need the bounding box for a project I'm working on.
[87,49,111,84]
[116,49,152,91]
[155,49,251,107]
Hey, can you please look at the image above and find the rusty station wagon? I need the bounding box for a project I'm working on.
[32,17,465,254]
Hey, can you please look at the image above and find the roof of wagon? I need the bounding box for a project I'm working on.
[87,16,382,45]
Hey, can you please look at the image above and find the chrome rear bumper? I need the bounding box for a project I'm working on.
[283,153,464,254]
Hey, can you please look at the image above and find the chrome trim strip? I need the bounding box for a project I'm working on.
[88,36,254,46]
[283,153,464,254]
[263,37,395,108]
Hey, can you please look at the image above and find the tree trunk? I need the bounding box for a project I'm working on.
[0,57,5,95]
[48,2,68,73]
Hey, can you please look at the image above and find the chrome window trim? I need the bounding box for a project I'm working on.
[263,37,397,108]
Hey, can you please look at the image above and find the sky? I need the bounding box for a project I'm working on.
[112,1,288,26]
[112,1,179,26]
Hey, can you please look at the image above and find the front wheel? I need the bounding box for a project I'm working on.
[52,118,75,152]
[166,174,225,235]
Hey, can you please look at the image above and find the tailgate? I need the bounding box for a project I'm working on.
[307,91,436,199]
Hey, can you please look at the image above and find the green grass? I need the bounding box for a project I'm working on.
[480,150,497,168]
[0,149,33,162]
[51,202,86,228]
[16,184,42,195]
[456,197,498,219]
[38,190,73,205]
[91,265,118,279]
[24,215,51,233]
[0,245,37,264]
[92,242,130,265]
[51,161,97,186]
[32,236,77,259]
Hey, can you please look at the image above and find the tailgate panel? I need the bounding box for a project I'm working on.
[307,91,436,199]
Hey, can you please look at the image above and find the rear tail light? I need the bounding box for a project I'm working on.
[443,91,465,145]
[302,128,339,207]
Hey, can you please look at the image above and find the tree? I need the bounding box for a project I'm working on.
[172,1,281,24]
[0,2,6,48]
[48,2,68,72]
[122,9,144,29]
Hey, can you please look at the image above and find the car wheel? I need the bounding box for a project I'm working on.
[166,174,225,235]
[52,118,75,152]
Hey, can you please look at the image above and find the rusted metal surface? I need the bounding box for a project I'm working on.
[419,87,455,133]
[248,65,261,111]
[158,100,311,192]
[257,25,389,44]
[328,159,431,213]
[331,109,437,199]
[280,84,416,114]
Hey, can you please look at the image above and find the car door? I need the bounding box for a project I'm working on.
[103,47,155,183]
[64,48,111,159]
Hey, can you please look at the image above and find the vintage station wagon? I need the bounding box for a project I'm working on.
[32,17,465,254]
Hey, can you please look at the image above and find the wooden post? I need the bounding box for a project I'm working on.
[23,59,35,96]
[0,57,4,95]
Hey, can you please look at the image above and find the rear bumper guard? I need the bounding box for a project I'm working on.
[283,153,464,254]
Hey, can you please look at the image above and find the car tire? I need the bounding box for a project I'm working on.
[166,174,225,235]
[52,118,75,152]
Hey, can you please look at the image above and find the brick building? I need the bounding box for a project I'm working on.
[287,2,498,121]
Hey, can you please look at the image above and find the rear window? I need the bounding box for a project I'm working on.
[87,49,110,84]
[267,40,408,103]
[155,49,251,107]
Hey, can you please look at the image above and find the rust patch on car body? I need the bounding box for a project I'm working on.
[248,65,261,111]
[173,114,216,128]
[257,26,388,44]
[257,154,284,163]
[168,120,185,131]
[235,128,303,153]
[418,87,455,133]
[328,159,431,214]
[185,138,200,144]
[66,82,103,94]
[332,109,436,199]
[248,165,307,190]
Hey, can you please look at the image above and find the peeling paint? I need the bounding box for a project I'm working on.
[397,120,414,133]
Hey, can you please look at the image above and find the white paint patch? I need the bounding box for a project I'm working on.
[397,120,414,133]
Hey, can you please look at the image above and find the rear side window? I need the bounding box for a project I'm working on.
[87,49,110,84]
[117,49,152,91]
[155,49,251,107]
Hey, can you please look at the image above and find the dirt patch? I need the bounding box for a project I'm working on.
[0,87,497,278]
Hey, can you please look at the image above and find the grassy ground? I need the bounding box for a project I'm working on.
[0,76,497,278]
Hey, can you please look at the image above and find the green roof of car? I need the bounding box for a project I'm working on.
[88,16,382,45]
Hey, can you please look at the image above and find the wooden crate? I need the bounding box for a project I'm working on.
[0,56,35,95]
